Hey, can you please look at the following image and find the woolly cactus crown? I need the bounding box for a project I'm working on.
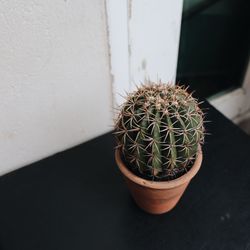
[114,82,205,181]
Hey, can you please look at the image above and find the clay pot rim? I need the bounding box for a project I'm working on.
[115,145,202,190]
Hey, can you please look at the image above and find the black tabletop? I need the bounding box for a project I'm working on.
[1,102,250,250]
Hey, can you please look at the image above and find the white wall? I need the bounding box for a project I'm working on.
[0,0,113,175]
[0,0,183,175]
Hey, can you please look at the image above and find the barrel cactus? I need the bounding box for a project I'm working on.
[114,82,205,181]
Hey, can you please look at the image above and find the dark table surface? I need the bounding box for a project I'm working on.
[1,102,250,250]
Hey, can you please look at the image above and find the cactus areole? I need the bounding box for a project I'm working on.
[114,83,205,182]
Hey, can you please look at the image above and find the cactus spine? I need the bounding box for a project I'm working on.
[114,82,205,181]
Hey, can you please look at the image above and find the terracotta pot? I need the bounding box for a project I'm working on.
[115,148,202,214]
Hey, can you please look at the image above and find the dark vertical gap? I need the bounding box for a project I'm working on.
[176,0,250,98]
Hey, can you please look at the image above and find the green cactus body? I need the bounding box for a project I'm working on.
[115,83,205,181]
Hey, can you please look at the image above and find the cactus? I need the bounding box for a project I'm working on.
[114,82,205,181]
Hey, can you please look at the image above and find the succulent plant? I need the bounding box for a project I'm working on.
[114,82,205,181]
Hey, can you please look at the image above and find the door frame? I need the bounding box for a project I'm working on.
[106,0,183,106]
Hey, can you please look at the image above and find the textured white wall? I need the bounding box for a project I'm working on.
[0,0,113,175]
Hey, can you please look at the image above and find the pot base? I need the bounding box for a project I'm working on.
[124,177,189,214]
